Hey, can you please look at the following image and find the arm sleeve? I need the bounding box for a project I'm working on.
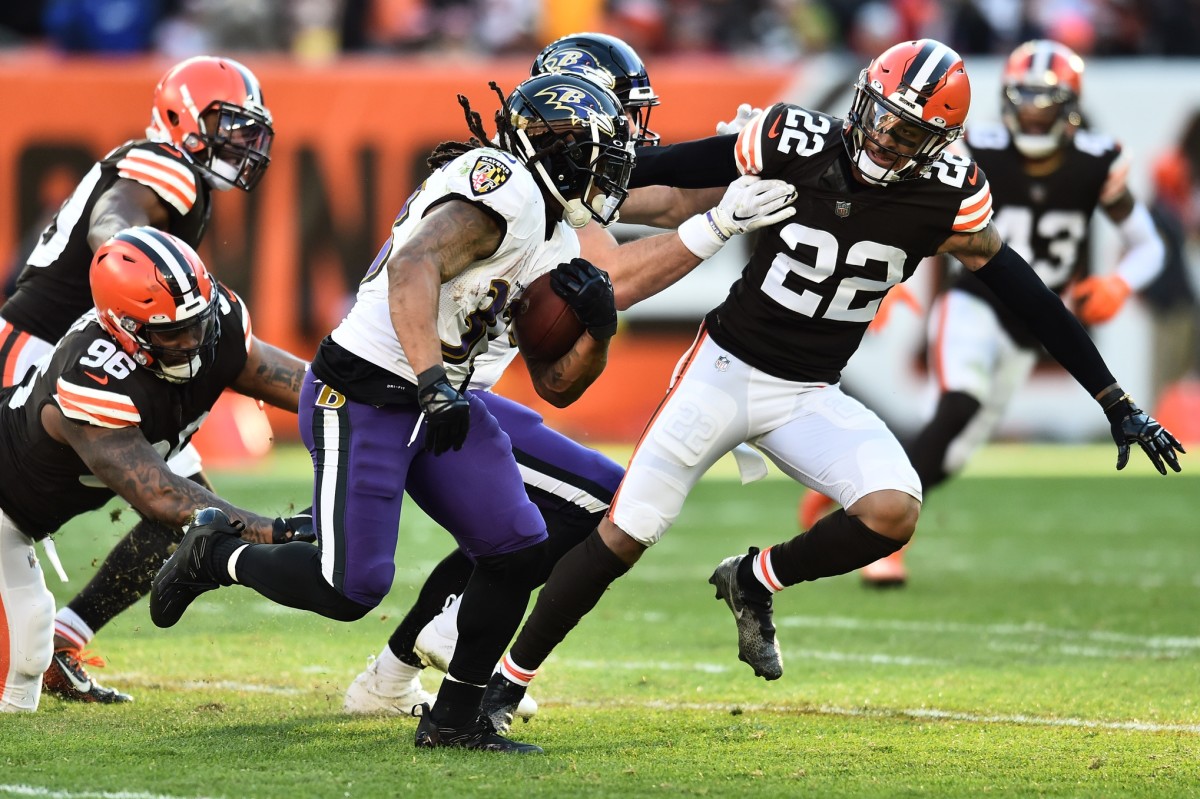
[973,243,1116,396]
[629,135,740,189]
[1113,201,1165,292]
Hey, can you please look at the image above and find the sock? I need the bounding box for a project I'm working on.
[767,510,905,586]
[63,517,180,634]
[748,546,784,594]
[374,645,421,684]
[904,391,981,493]
[431,675,485,727]
[233,541,373,622]
[508,529,631,673]
[53,607,93,649]
[388,549,474,669]
[497,653,536,687]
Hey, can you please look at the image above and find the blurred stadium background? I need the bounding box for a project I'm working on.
[2,0,1199,465]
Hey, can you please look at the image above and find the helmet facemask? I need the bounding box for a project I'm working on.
[114,302,221,384]
[190,102,274,191]
[846,72,962,185]
[1002,84,1082,159]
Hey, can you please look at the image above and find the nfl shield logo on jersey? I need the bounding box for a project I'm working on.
[715,355,730,372]
[835,201,851,218]
[471,155,512,196]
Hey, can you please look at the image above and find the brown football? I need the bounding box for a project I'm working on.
[512,272,584,361]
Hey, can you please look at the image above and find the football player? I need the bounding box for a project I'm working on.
[340,32,798,723]
[799,40,1168,588]
[0,228,309,712]
[475,39,1184,726]
[0,56,279,704]
[149,72,640,754]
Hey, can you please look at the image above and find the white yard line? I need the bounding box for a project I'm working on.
[0,787,218,799]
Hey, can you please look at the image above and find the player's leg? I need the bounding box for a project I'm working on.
[711,383,922,677]
[1,512,56,712]
[485,331,748,725]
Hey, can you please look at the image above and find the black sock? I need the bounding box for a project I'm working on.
[389,549,474,668]
[432,677,485,727]
[509,530,631,672]
[904,391,981,493]
[66,518,179,633]
[228,541,373,622]
[768,510,905,586]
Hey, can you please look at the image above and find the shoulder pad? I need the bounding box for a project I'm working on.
[965,123,1010,151]
[443,148,544,240]
[115,144,199,215]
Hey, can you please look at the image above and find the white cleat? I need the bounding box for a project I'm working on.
[413,594,461,673]
[343,656,435,716]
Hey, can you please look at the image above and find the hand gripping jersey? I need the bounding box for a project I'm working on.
[1,140,211,343]
[950,122,1124,346]
[0,285,250,539]
[705,103,993,383]
[323,147,578,401]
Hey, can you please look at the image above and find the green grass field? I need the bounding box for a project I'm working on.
[2,443,1197,798]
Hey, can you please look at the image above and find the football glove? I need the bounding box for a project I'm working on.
[1103,396,1185,475]
[272,507,316,544]
[1071,274,1131,325]
[678,175,798,259]
[550,258,618,341]
[715,103,763,135]
[416,366,470,455]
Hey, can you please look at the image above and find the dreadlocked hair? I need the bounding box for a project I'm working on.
[427,84,507,170]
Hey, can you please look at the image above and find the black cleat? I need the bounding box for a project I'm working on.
[480,672,529,733]
[709,550,783,680]
[413,704,543,754]
[43,648,133,704]
[149,507,242,628]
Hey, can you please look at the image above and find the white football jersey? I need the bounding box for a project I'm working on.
[332,147,578,387]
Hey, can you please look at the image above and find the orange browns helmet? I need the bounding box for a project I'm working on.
[90,227,220,384]
[846,39,970,185]
[147,56,274,192]
[1002,39,1085,159]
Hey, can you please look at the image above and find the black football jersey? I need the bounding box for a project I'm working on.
[1,139,212,343]
[705,103,993,383]
[0,285,250,539]
[950,122,1122,347]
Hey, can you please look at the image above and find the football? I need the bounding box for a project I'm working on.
[512,272,584,361]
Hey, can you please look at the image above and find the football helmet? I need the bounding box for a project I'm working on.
[500,73,635,228]
[147,56,274,192]
[846,39,970,185]
[1001,39,1085,159]
[90,227,220,384]
[531,32,660,146]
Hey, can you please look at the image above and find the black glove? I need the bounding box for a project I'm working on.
[272,506,316,544]
[549,258,618,341]
[1104,397,1185,475]
[416,365,470,455]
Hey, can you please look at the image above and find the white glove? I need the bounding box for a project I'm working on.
[715,103,763,136]
[677,175,798,259]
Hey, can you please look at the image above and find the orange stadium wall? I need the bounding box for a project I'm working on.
[0,55,793,446]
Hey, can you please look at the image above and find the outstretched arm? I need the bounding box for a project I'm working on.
[88,180,171,251]
[941,223,1184,474]
[231,336,308,413]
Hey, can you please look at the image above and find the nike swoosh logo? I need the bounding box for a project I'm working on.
[767,116,782,139]
[967,164,979,186]
[732,212,757,222]
[84,372,109,385]
[55,655,92,692]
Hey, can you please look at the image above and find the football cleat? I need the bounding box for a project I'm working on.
[861,548,908,588]
[413,594,461,673]
[42,648,133,704]
[480,672,541,733]
[413,704,543,754]
[343,655,435,716]
[709,550,783,681]
[149,507,241,628]
[798,490,836,530]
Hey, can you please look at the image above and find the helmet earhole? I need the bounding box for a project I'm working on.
[168,110,180,125]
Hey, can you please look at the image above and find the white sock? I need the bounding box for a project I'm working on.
[751,546,784,594]
[53,607,93,649]
[226,544,249,583]
[497,653,536,687]
[375,645,421,683]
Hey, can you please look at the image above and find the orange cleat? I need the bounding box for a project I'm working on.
[861,548,908,588]
[798,490,836,530]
